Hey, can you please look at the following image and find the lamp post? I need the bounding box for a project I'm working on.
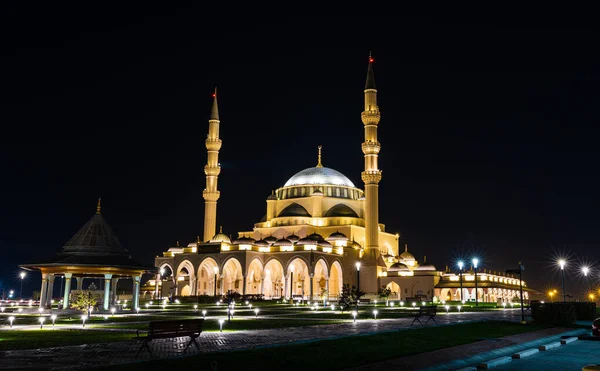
[289,266,294,300]
[19,272,26,300]
[159,268,165,300]
[457,261,464,303]
[472,258,479,307]
[355,262,361,310]
[213,267,219,296]
[558,259,566,303]
[582,266,590,297]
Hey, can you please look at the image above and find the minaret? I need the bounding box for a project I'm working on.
[203,88,222,242]
[361,53,382,258]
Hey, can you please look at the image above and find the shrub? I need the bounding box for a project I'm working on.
[531,302,596,325]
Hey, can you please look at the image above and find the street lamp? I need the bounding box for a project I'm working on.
[19,272,26,300]
[472,258,479,307]
[355,262,361,310]
[457,261,464,303]
[213,267,219,296]
[582,266,591,295]
[548,291,555,302]
[558,259,566,303]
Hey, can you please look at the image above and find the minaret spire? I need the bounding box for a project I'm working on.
[361,52,382,260]
[316,145,323,167]
[203,88,222,242]
[96,197,102,214]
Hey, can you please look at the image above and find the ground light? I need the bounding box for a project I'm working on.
[0,306,4,312]
[390,302,395,307]
[81,315,87,328]
[412,302,416,308]
[400,301,404,306]
[245,301,249,305]
[510,302,514,308]
[111,307,116,315]
[8,316,14,328]
[422,301,426,306]
[457,305,462,313]
[249,304,252,309]
[136,307,140,315]
[218,319,224,332]
[330,305,335,311]
[373,310,378,319]
[445,305,449,314]
[502,302,507,309]
[254,308,259,318]
[351,311,357,322]
[39,317,45,329]
[202,310,207,319]
[51,314,57,328]
[145,303,149,309]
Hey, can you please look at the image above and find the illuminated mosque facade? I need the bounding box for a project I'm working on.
[151,57,530,303]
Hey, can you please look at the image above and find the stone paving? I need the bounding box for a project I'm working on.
[0,310,523,370]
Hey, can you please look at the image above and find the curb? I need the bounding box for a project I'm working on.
[421,328,589,371]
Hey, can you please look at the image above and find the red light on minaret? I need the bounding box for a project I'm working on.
[369,57,374,63]
[212,93,216,98]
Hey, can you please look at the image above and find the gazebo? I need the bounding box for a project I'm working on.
[20,199,155,311]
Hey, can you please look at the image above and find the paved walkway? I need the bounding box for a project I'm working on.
[0,310,523,370]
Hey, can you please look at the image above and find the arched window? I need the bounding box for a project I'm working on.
[335,188,340,197]
[301,187,306,196]
[282,190,287,199]
[343,189,348,198]
[327,187,332,197]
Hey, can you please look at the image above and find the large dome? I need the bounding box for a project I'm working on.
[284,167,355,187]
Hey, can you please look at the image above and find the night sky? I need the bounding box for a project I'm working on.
[1,6,599,300]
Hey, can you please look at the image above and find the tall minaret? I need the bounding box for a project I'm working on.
[203,88,222,242]
[361,53,382,258]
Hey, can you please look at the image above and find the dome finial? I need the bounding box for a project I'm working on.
[316,145,323,168]
[404,243,408,252]
[219,226,223,233]
[96,197,102,214]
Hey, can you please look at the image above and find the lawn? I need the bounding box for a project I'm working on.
[0,330,134,351]
[93,318,345,331]
[100,320,549,371]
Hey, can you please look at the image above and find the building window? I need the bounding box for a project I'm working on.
[335,188,340,197]
[343,189,348,198]
[327,187,332,197]
[282,190,287,199]
[301,187,306,197]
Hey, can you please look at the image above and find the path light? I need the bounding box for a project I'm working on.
[373,310,378,319]
[18,308,23,313]
[219,319,224,332]
[457,305,462,313]
[145,303,149,309]
[175,299,180,304]
[351,311,357,322]
[0,307,4,312]
[400,301,404,307]
[412,302,416,308]
[149,301,153,306]
[51,314,57,328]
[111,307,116,315]
[330,305,335,311]
[39,317,45,329]
[38,308,44,314]
[81,315,87,328]
[510,302,514,308]
[422,301,426,306]
[374,300,377,304]
[8,316,14,328]
[216,301,220,306]
[136,307,140,315]
[249,304,252,310]
[254,308,259,318]
[245,301,249,305]
[390,302,395,307]
[202,310,207,319]
[445,305,450,314]
[194,304,198,311]
[502,302,507,310]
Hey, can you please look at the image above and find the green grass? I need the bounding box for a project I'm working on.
[93,318,345,331]
[100,321,549,371]
[0,330,134,351]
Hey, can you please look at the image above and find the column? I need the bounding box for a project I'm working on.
[62,273,72,309]
[132,275,141,310]
[260,274,265,297]
[154,273,160,299]
[242,275,247,296]
[325,278,329,300]
[111,278,119,305]
[220,275,224,295]
[45,274,55,307]
[309,274,314,301]
[103,274,113,310]
[284,277,289,299]
[76,277,83,291]
[39,273,48,309]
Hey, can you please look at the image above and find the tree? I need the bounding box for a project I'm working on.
[338,284,353,312]
[377,286,392,306]
[352,286,366,310]
[71,291,97,313]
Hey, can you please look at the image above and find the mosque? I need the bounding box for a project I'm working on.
[151,57,530,304]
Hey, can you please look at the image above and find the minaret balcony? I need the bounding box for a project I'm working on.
[361,170,382,184]
[361,141,381,155]
[361,111,381,125]
[205,138,222,151]
[202,190,220,201]
[204,165,221,176]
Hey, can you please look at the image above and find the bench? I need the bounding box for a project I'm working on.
[410,305,438,326]
[136,319,204,357]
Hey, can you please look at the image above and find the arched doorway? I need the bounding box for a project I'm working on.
[176,260,195,296]
[222,258,243,294]
[197,258,219,296]
[329,261,343,297]
[263,259,284,299]
[386,281,401,299]
[287,257,310,299]
[313,259,328,301]
[246,259,264,295]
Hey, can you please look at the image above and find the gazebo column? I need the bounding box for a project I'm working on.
[132,275,141,310]
[325,277,329,299]
[103,274,112,310]
[111,278,119,305]
[39,273,49,309]
[45,274,55,308]
[62,273,73,309]
[309,274,314,301]
[76,277,83,291]
[242,275,247,296]
[219,275,224,295]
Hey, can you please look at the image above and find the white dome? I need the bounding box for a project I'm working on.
[284,167,355,187]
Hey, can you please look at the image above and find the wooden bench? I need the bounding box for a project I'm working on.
[136,319,204,357]
[410,306,438,326]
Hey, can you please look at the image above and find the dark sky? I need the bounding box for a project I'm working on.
[1,6,599,300]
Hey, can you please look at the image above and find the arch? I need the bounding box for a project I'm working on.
[180,284,191,296]
[158,263,174,278]
[324,203,359,218]
[264,259,285,299]
[386,281,401,300]
[329,261,343,297]
[176,260,195,278]
[287,257,310,299]
[246,258,264,295]
[176,260,195,296]
[197,257,219,296]
[284,255,310,273]
[222,257,244,294]
[278,203,311,217]
[312,258,329,300]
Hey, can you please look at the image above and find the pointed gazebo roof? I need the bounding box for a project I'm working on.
[21,200,154,272]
